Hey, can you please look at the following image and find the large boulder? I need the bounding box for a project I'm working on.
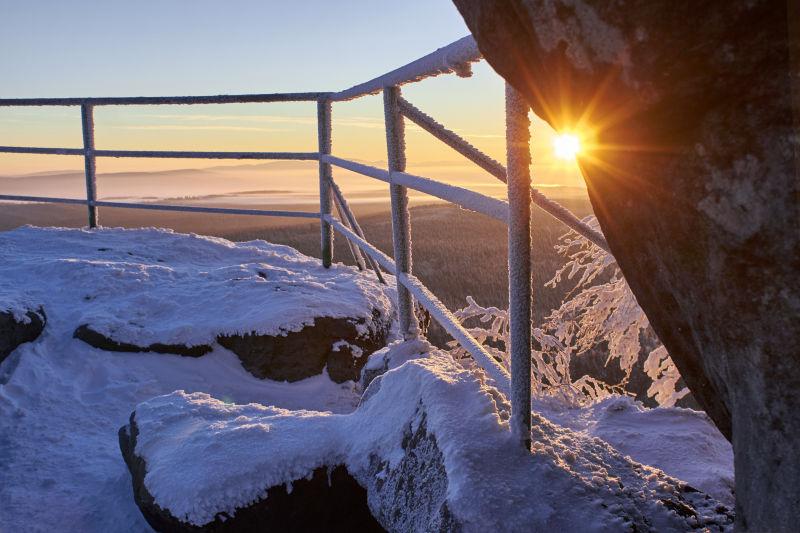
[120,343,732,531]
[119,414,383,533]
[452,1,799,528]
[74,309,391,384]
[218,310,392,384]
[0,308,45,365]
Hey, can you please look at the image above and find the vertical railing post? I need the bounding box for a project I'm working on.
[317,99,333,267]
[505,83,532,450]
[80,103,98,228]
[383,86,417,339]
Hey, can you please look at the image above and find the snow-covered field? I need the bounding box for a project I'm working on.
[0,226,733,531]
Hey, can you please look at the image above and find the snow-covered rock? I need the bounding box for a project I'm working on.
[359,338,432,392]
[0,307,45,365]
[120,342,733,532]
[0,226,394,532]
[0,226,395,382]
[218,311,391,384]
[119,418,383,532]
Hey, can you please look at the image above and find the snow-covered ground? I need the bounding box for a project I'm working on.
[0,226,393,532]
[536,397,734,506]
[0,226,733,531]
[128,341,733,531]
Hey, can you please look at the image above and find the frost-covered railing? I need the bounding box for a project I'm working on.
[0,35,609,449]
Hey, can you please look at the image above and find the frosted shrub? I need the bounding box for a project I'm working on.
[448,297,620,406]
[545,216,689,407]
[449,216,688,407]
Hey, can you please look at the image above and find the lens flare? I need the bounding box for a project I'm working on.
[553,133,581,160]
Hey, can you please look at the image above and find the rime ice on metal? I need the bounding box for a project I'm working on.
[505,83,533,450]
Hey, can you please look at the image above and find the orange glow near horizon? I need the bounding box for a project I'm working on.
[0,65,589,196]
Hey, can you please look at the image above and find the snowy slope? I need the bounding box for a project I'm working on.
[0,226,394,532]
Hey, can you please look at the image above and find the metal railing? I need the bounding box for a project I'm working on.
[0,35,609,449]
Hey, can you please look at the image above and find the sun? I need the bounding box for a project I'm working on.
[553,133,581,160]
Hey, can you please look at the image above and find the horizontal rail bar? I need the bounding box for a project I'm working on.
[0,146,84,156]
[0,195,88,206]
[325,215,511,395]
[332,36,481,101]
[0,146,319,161]
[0,195,320,218]
[0,93,332,107]
[391,171,508,222]
[396,98,612,252]
[93,150,319,160]
[322,155,508,222]
[321,155,390,182]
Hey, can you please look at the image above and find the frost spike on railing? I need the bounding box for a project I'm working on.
[398,97,611,253]
[325,215,511,397]
[333,36,481,101]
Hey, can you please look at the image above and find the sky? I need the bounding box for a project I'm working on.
[0,0,585,193]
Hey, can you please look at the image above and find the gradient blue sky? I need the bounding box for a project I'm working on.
[0,0,474,97]
[0,0,584,188]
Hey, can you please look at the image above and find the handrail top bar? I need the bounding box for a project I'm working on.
[0,36,482,107]
[0,92,333,107]
[332,35,481,101]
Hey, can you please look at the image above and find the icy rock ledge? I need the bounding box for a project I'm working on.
[119,341,733,532]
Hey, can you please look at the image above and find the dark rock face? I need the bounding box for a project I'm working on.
[453,1,799,529]
[119,414,384,533]
[73,325,212,358]
[74,309,390,384]
[0,308,45,364]
[362,412,460,532]
[218,311,391,384]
